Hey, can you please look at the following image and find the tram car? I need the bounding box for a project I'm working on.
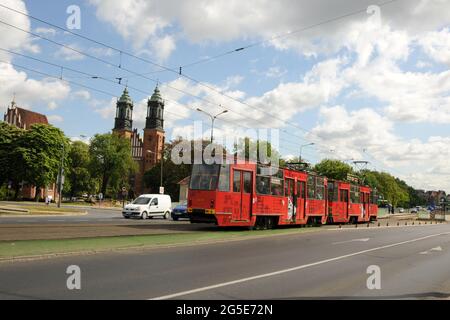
[187,161,378,229]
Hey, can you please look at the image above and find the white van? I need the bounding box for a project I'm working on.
[122,194,172,219]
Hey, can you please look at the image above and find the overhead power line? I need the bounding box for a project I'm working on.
[0,53,305,155]
[0,2,400,148]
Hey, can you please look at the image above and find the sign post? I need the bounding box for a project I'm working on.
[121,187,127,208]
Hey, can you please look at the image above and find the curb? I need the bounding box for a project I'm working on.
[0,211,88,218]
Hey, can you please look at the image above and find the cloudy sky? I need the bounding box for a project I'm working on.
[0,0,450,191]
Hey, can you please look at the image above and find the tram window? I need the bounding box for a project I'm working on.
[218,164,230,192]
[271,177,284,196]
[233,171,241,192]
[256,176,270,195]
[315,177,325,200]
[328,183,338,202]
[243,172,252,194]
[350,185,360,203]
[371,191,378,204]
[298,181,306,199]
[190,164,220,190]
[307,176,315,199]
[340,190,349,202]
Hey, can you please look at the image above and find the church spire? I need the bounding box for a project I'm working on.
[146,85,165,131]
[113,87,133,133]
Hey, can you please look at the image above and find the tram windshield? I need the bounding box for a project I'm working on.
[190,164,230,191]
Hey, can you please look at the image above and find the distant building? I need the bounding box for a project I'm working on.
[112,86,165,195]
[177,176,190,202]
[425,190,447,206]
[4,99,48,129]
[3,99,56,200]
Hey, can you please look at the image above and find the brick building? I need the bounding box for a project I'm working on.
[3,99,57,200]
[112,86,165,195]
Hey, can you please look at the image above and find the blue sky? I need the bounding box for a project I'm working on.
[1,0,450,191]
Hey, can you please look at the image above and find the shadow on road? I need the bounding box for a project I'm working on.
[283,291,450,300]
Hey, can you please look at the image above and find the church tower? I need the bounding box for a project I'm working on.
[112,87,133,139]
[143,85,165,172]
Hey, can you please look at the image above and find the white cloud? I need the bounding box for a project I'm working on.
[0,62,71,114]
[47,101,58,110]
[265,67,287,78]
[419,28,450,66]
[73,90,91,100]
[88,0,450,59]
[35,27,56,36]
[0,0,40,54]
[309,105,450,191]
[54,43,85,61]
[89,47,115,57]
[47,115,64,123]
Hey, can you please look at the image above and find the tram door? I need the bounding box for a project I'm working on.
[297,181,306,221]
[232,170,253,221]
[285,179,296,221]
[340,189,349,220]
[362,192,369,220]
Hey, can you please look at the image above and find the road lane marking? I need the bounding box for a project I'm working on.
[420,246,443,255]
[333,238,370,245]
[150,231,450,300]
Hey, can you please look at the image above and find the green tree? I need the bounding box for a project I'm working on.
[361,170,409,207]
[0,122,24,186]
[66,141,96,198]
[143,138,193,201]
[314,159,354,180]
[0,122,25,199]
[17,124,70,201]
[89,133,136,196]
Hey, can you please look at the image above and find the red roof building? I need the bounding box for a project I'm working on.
[3,100,48,129]
[3,99,55,201]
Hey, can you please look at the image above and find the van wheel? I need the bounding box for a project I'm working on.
[164,211,170,219]
[142,212,148,220]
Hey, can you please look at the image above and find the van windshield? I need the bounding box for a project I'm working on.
[132,197,151,205]
[190,164,220,190]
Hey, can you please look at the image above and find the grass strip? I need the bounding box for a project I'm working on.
[0,227,320,259]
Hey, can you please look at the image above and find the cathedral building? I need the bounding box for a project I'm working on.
[112,86,165,195]
[3,98,57,200]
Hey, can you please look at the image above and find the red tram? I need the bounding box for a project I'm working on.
[187,161,378,229]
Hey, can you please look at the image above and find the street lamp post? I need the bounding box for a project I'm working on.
[196,108,228,143]
[148,149,164,194]
[57,143,65,208]
[299,143,315,162]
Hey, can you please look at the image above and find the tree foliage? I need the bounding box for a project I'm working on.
[314,159,354,181]
[89,133,136,196]
[144,138,193,201]
[65,141,96,198]
[0,122,24,187]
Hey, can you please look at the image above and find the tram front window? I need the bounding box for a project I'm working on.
[190,164,220,190]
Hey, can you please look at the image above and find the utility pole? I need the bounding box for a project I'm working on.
[57,143,65,208]
[148,149,164,194]
[299,143,315,162]
[196,108,228,143]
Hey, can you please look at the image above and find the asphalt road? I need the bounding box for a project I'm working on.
[1,223,449,300]
[0,205,183,225]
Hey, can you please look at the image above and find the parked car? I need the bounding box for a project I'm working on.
[171,201,188,221]
[398,208,405,213]
[122,194,172,219]
[410,208,418,213]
